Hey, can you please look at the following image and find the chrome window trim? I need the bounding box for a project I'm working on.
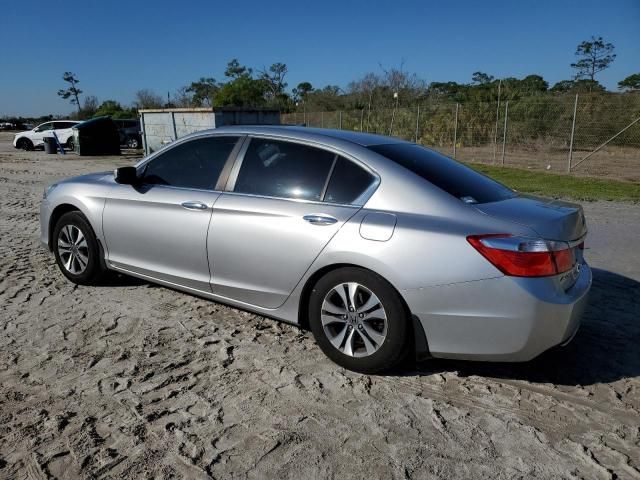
[135,131,244,169]
[225,134,381,207]
[219,190,361,209]
[131,183,225,195]
[320,155,339,201]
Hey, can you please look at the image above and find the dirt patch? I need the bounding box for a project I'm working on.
[0,142,639,478]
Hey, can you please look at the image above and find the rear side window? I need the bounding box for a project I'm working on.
[324,157,375,205]
[142,136,239,190]
[234,139,335,201]
[368,143,515,204]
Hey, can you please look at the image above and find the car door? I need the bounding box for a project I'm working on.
[103,135,242,291]
[53,121,74,143]
[208,137,378,309]
[32,122,53,145]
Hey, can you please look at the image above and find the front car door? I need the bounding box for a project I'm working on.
[103,135,242,291]
[32,122,53,145]
[208,137,378,309]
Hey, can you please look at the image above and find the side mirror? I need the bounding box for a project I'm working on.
[114,166,139,185]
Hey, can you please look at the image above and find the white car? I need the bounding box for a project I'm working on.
[13,120,80,151]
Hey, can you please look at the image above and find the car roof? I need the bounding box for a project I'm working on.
[210,125,410,147]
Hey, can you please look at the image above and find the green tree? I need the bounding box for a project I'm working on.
[618,73,640,92]
[292,82,314,102]
[57,72,83,113]
[551,79,605,94]
[214,75,266,107]
[186,78,218,107]
[224,58,251,79]
[472,72,494,85]
[94,100,123,117]
[521,75,549,93]
[571,36,616,85]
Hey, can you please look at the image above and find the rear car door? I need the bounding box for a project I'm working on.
[208,137,378,309]
[53,122,75,143]
[103,135,241,291]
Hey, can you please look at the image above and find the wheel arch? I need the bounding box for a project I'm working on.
[297,263,430,360]
[48,202,108,269]
[48,203,82,250]
[16,136,33,148]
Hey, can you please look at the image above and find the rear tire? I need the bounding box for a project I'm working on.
[17,138,34,151]
[66,137,75,151]
[53,211,107,285]
[309,267,409,373]
[127,137,140,149]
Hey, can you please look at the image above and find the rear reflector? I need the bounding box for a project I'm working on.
[467,234,575,277]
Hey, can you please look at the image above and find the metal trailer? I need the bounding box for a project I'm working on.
[138,107,281,155]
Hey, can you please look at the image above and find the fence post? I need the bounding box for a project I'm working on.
[339,111,342,129]
[321,111,324,128]
[294,112,298,124]
[492,79,502,164]
[360,109,364,131]
[389,108,396,136]
[303,108,306,126]
[414,105,421,143]
[501,101,509,166]
[567,94,579,172]
[453,103,459,159]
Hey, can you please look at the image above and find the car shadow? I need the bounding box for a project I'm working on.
[94,272,150,287]
[406,268,640,386]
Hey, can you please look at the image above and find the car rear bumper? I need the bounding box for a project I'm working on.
[402,262,592,361]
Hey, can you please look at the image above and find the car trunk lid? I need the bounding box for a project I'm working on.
[474,194,587,242]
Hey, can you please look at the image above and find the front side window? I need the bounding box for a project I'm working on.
[324,157,375,205]
[234,138,335,201]
[142,136,239,190]
[37,123,53,132]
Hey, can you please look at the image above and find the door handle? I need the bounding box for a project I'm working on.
[181,201,208,211]
[303,214,338,226]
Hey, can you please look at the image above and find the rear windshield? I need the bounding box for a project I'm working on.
[368,143,515,204]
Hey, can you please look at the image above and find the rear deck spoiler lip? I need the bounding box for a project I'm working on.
[567,233,587,248]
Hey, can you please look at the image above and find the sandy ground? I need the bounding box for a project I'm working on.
[0,132,639,479]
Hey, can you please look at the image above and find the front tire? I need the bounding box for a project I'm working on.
[53,211,106,285]
[309,267,409,373]
[17,138,34,151]
[126,137,140,149]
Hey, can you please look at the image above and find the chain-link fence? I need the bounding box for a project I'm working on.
[283,94,640,181]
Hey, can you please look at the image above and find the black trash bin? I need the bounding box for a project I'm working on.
[72,117,121,156]
[43,136,58,154]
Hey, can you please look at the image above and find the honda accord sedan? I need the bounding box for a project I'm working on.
[40,126,591,373]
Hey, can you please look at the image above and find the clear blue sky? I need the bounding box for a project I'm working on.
[1,0,639,116]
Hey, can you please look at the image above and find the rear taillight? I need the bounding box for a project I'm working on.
[467,234,575,277]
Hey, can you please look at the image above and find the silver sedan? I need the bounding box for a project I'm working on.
[40,126,591,373]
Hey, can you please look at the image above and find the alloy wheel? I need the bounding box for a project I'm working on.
[57,224,89,274]
[321,282,388,357]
